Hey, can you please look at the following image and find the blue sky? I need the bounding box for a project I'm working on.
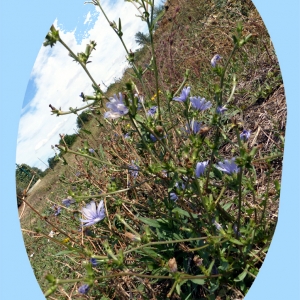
[0,1,299,299]
[16,0,147,171]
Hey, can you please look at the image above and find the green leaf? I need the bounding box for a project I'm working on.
[172,207,197,218]
[190,278,205,285]
[222,203,232,211]
[118,18,122,31]
[134,114,145,123]
[234,266,249,282]
[207,259,215,274]
[138,216,162,228]
[176,283,181,295]
[98,144,106,160]
[81,129,92,135]
[139,247,159,258]
[55,250,76,256]
[229,238,244,245]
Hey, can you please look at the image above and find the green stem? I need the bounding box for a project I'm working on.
[129,115,160,163]
[252,153,283,163]
[21,197,80,246]
[53,102,98,116]
[219,44,238,106]
[136,120,177,162]
[123,236,218,255]
[75,178,154,200]
[58,37,103,95]
[236,166,243,238]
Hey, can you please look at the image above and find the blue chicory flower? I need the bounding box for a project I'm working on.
[78,284,89,295]
[195,161,209,178]
[187,120,202,134]
[175,181,186,190]
[211,54,222,67]
[129,161,139,178]
[54,206,61,216]
[62,198,75,207]
[150,134,157,142]
[216,106,228,114]
[240,129,251,142]
[104,93,129,119]
[80,200,106,227]
[190,96,212,111]
[170,192,178,201]
[233,224,241,237]
[173,86,191,102]
[212,219,222,231]
[135,93,144,105]
[90,258,98,267]
[89,148,95,154]
[147,106,158,117]
[216,158,240,175]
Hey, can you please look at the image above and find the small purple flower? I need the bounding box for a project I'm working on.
[147,106,158,117]
[79,92,85,99]
[150,134,157,142]
[104,92,129,119]
[170,192,178,201]
[173,86,191,102]
[129,161,139,178]
[150,132,167,142]
[190,96,212,111]
[135,93,144,104]
[124,132,131,139]
[240,129,251,142]
[75,171,81,177]
[211,54,222,67]
[216,106,228,114]
[212,219,222,231]
[54,206,62,216]
[216,158,240,175]
[62,198,75,207]
[195,161,209,178]
[175,181,186,190]
[90,258,98,266]
[187,120,202,134]
[89,148,95,154]
[78,284,89,295]
[81,200,106,227]
[233,224,241,237]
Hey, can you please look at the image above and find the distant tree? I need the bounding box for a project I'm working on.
[134,4,165,46]
[135,31,151,46]
[31,166,45,178]
[16,187,24,207]
[59,133,78,148]
[15,164,43,206]
[48,156,59,170]
[76,110,93,129]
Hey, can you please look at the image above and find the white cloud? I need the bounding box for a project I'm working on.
[16,0,147,170]
[84,11,92,25]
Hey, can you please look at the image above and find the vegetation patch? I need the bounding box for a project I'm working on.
[18,0,285,299]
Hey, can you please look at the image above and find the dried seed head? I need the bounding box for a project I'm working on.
[124,232,141,242]
[199,126,211,136]
[155,126,164,133]
[193,255,203,266]
[168,257,178,273]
